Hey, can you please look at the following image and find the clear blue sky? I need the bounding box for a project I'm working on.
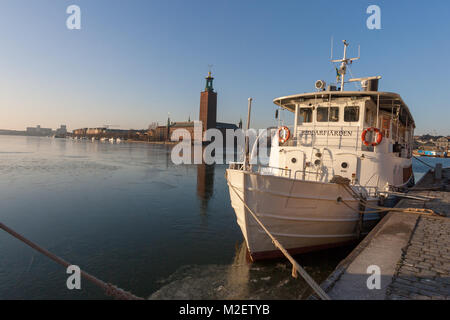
[0,0,448,135]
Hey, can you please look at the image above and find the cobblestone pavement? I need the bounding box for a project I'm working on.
[317,168,449,300]
[387,215,450,300]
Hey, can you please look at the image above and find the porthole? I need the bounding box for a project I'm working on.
[341,162,348,169]
[291,158,297,163]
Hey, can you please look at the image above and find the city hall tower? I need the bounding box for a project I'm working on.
[199,71,217,133]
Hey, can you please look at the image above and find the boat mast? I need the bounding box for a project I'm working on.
[331,40,360,91]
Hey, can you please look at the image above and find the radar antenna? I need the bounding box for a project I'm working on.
[331,40,360,91]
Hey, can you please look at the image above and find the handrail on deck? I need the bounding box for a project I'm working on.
[229,163,381,198]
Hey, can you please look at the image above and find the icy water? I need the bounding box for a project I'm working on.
[0,136,448,299]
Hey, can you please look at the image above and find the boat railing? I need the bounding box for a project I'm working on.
[229,162,381,197]
[293,169,325,180]
[352,185,379,198]
[254,165,292,178]
[229,162,293,178]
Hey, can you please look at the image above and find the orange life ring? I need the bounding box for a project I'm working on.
[278,126,290,144]
[361,127,383,147]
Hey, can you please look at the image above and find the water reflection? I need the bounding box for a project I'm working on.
[148,242,251,300]
[148,241,356,300]
[197,163,215,214]
[222,242,251,299]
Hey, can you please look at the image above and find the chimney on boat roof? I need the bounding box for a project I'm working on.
[349,76,381,92]
[362,79,379,91]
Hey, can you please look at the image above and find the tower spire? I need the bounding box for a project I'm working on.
[199,70,217,135]
[205,70,214,92]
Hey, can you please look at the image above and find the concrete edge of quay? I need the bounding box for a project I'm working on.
[311,167,450,300]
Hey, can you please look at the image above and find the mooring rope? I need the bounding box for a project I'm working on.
[337,196,437,216]
[331,176,440,217]
[227,182,331,300]
[0,222,144,300]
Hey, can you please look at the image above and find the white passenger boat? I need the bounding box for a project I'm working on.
[226,41,415,260]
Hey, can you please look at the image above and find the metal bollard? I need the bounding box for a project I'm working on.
[435,163,442,180]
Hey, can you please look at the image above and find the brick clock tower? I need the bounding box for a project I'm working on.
[199,72,217,133]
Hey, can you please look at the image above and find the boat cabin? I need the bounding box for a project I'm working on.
[275,91,414,155]
[268,90,415,191]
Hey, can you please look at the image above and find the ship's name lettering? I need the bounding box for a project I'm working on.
[299,130,353,136]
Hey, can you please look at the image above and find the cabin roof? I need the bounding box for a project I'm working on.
[273,91,415,128]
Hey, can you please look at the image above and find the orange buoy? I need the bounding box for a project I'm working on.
[278,126,291,144]
[361,127,383,147]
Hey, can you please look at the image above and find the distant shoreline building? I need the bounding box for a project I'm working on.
[71,72,239,142]
[435,137,449,149]
[72,127,147,140]
[200,71,217,133]
[0,124,66,137]
[199,71,240,138]
[150,72,239,142]
[26,125,52,136]
[55,125,67,137]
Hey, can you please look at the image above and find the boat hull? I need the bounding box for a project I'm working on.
[226,169,380,260]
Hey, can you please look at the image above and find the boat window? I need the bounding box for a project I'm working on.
[344,106,359,122]
[381,114,391,138]
[365,106,376,126]
[299,108,312,123]
[391,119,398,141]
[399,125,406,144]
[317,107,339,122]
[330,107,339,122]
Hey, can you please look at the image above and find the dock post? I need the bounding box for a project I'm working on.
[244,97,253,170]
[435,163,442,180]
[356,193,366,239]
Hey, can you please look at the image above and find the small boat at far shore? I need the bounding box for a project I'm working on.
[413,149,447,158]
